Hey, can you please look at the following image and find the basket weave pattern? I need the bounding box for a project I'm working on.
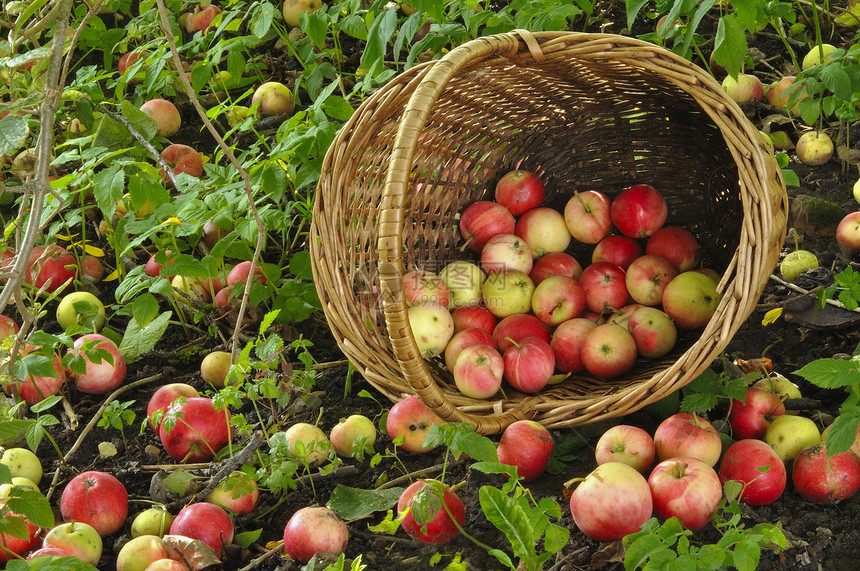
[311,31,788,434]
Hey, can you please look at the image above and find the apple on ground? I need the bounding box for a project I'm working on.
[282,0,324,27]
[530,275,585,326]
[564,190,612,244]
[766,75,797,109]
[646,227,700,272]
[503,336,555,393]
[610,184,668,238]
[721,73,764,103]
[792,441,860,505]
[60,470,129,537]
[200,350,233,388]
[118,50,148,75]
[764,415,820,461]
[386,395,444,453]
[796,130,834,165]
[444,327,496,372]
[515,206,571,257]
[568,462,653,541]
[131,507,174,538]
[494,170,544,216]
[578,262,629,314]
[144,250,176,278]
[625,254,678,306]
[227,260,266,287]
[139,99,181,137]
[407,301,455,358]
[591,234,643,269]
[160,144,204,185]
[10,345,65,405]
[459,201,516,252]
[718,438,786,506]
[26,244,77,294]
[398,480,465,543]
[0,315,19,340]
[530,251,583,284]
[115,535,170,571]
[143,559,187,571]
[329,414,377,458]
[482,269,535,318]
[836,211,860,255]
[56,291,105,332]
[481,233,534,275]
[594,424,655,474]
[0,447,42,483]
[451,306,496,334]
[802,43,837,69]
[661,270,721,329]
[170,502,234,555]
[81,254,105,282]
[67,333,126,394]
[550,317,597,373]
[41,521,103,565]
[438,260,485,308]
[158,396,232,462]
[653,412,722,467]
[185,3,222,33]
[492,313,549,353]
[0,512,38,564]
[728,386,786,440]
[402,269,450,307]
[648,457,722,530]
[205,470,260,515]
[580,323,637,380]
[627,306,677,359]
[753,373,802,401]
[251,81,295,117]
[146,382,200,430]
[497,420,554,481]
[283,422,332,466]
[282,506,349,563]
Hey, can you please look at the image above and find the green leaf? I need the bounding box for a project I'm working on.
[0,115,29,156]
[92,165,125,219]
[820,64,853,100]
[233,528,262,548]
[781,168,800,187]
[794,358,860,388]
[626,0,651,30]
[680,391,719,413]
[732,0,764,32]
[120,311,172,360]
[543,521,570,554]
[825,413,860,456]
[469,460,518,478]
[305,11,328,49]
[6,489,54,529]
[624,532,671,570]
[450,430,498,463]
[479,485,538,567]
[0,420,34,446]
[12,556,97,570]
[250,2,275,38]
[360,8,398,73]
[731,539,761,571]
[712,14,747,79]
[120,99,158,141]
[130,293,160,328]
[288,251,314,280]
[327,484,403,520]
[323,95,355,121]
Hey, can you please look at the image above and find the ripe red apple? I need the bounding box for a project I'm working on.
[185,3,222,32]
[569,462,653,541]
[146,382,200,431]
[653,412,722,467]
[718,439,786,506]
[482,269,535,318]
[594,424,655,474]
[160,144,204,185]
[41,521,102,565]
[67,334,126,395]
[0,315,19,340]
[578,262,629,314]
[766,75,799,110]
[26,244,76,293]
[144,250,176,278]
[502,336,555,393]
[497,420,554,481]
[550,317,597,373]
[610,184,668,239]
[81,254,105,282]
[139,99,181,137]
[0,512,38,564]
[515,206,571,257]
[481,233,534,275]
[792,442,860,505]
[452,343,504,399]
[728,386,786,440]
[646,226,700,272]
[60,470,128,537]
[444,327,496,371]
[117,50,148,75]
[451,306,496,334]
[170,502,234,555]
[459,201,515,252]
[661,270,722,329]
[398,480,465,543]
[530,275,585,326]
[625,254,678,306]
[205,470,260,515]
[282,506,349,563]
[627,306,677,359]
[402,269,450,307]
[226,260,266,287]
[529,251,583,284]
[564,190,612,244]
[386,395,444,453]
[492,313,549,353]
[494,170,545,216]
[11,344,65,405]
[26,546,74,561]
[580,323,637,379]
[158,396,232,462]
[251,81,295,117]
[836,211,860,255]
[591,234,644,269]
[648,457,722,530]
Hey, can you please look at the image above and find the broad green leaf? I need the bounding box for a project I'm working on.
[820,64,853,99]
[323,95,355,121]
[0,420,34,445]
[305,11,328,49]
[233,528,262,548]
[120,100,158,141]
[697,544,728,568]
[289,251,313,280]
[623,533,669,571]
[92,165,125,219]
[479,486,537,567]
[327,484,403,520]
[0,115,29,156]
[781,168,800,187]
[90,112,132,151]
[731,539,761,571]
[450,430,498,463]
[339,14,368,41]
[10,556,98,570]
[680,0,715,58]
[250,2,274,38]
[130,293,160,328]
[543,521,570,553]
[794,358,860,388]
[120,311,172,360]
[6,489,54,528]
[360,8,398,73]
[680,391,719,413]
[469,460,518,477]
[626,0,650,30]
[732,0,765,32]
[824,413,860,456]
[712,14,747,79]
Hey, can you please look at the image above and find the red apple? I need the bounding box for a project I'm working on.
[648,457,722,530]
[515,207,571,257]
[329,414,377,459]
[459,201,515,252]
[646,227,700,272]
[497,420,554,481]
[0,512,38,564]
[117,50,148,75]
[453,343,504,399]
[169,502,234,555]
[398,480,465,543]
[836,211,860,255]
[144,250,176,278]
[26,547,74,561]
[481,233,533,275]
[139,99,181,137]
[627,306,677,359]
[146,382,200,431]
[653,412,722,467]
[502,336,555,393]
[591,234,644,270]
[494,170,545,216]
[158,396,232,462]
[26,244,76,293]
[718,439,786,506]
[580,323,637,379]
[610,184,668,238]
[185,4,222,32]
[60,470,129,537]
[451,306,496,334]
[402,269,450,307]
[0,315,19,340]
[550,317,597,373]
[282,506,349,563]
[444,327,496,371]
[594,424,655,474]
[226,260,266,287]
[792,442,860,505]
[721,73,764,103]
[728,386,786,440]
[661,270,722,330]
[529,251,583,284]
[386,395,444,453]
[81,255,105,282]
[10,344,65,405]
[625,254,678,306]
[564,190,613,244]
[160,144,204,185]
[569,462,653,541]
[492,314,549,353]
[67,334,126,395]
[578,262,629,314]
[205,470,259,515]
[530,275,585,326]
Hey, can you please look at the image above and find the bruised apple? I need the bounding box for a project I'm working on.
[160,144,204,185]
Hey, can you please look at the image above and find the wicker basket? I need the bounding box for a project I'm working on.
[310,30,788,434]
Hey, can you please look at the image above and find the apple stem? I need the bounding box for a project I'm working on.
[563,476,586,488]
[504,336,521,349]
[573,190,591,213]
[459,235,474,252]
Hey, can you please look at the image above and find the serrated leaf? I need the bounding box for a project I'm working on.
[479,486,538,566]
[0,115,29,156]
[469,460,518,477]
[825,413,860,456]
[119,311,172,360]
[323,95,355,121]
[6,489,54,529]
[450,430,498,463]
[680,391,719,413]
[623,533,669,571]
[712,14,747,79]
[780,169,800,187]
[626,0,650,29]
[697,544,728,567]
[289,251,314,280]
[327,484,403,520]
[543,521,570,553]
[120,99,158,141]
[731,539,761,571]
[361,8,398,73]
[794,358,860,388]
[0,420,35,445]
[820,64,853,99]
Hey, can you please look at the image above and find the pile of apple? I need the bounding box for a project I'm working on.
[568,378,860,541]
[405,169,723,398]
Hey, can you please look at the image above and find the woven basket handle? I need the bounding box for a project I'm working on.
[377,31,549,433]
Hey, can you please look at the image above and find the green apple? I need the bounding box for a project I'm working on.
[115,534,169,571]
[854,177,860,204]
[200,350,233,388]
[765,415,821,461]
[439,260,485,308]
[0,476,40,502]
[780,250,818,282]
[329,414,377,458]
[41,522,103,565]
[482,269,535,318]
[802,43,837,70]
[56,291,106,332]
[407,301,455,358]
[661,271,721,330]
[283,422,332,467]
[753,374,802,401]
[130,507,174,538]
[0,447,42,483]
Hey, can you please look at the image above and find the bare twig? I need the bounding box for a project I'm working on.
[769,273,860,314]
